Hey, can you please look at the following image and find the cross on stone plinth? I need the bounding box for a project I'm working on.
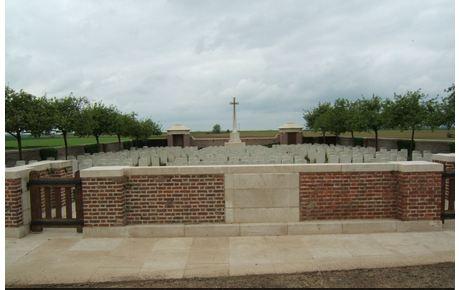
[230,96,239,132]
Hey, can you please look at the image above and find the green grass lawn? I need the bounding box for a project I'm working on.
[5,129,454,150]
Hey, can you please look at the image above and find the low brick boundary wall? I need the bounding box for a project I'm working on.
[6,159,452,238]
[79,161,446,229]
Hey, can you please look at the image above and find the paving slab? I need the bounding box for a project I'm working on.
[5,229,455,286]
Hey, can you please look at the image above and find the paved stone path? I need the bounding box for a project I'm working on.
[6,229,454,286]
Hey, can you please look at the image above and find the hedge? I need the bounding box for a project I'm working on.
[449,142,455,153]
[353,137,364,147]
[123,140,133,150]
[397,140,414,151]
[84,144,99,154]
[39,148,58,160]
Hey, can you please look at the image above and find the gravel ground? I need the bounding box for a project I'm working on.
[10,263,454,288]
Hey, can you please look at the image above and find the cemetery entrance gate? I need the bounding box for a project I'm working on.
[27,171,84,233]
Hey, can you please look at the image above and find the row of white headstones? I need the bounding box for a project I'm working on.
[13,143,432,169]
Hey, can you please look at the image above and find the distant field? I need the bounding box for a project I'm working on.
[5,135,131,150]
[5,129,454,150]
[340,129,454,140]
[192,129,455,140]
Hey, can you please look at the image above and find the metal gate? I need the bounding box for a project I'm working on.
[441,171,455,222]
[27,171,84,233]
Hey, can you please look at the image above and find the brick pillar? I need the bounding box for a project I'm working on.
[5,178,23,227]
[167,135,173,147]
[397,171,442,220]
[184,134,191,147]
[296,132,303,144]
[82,176,126,227]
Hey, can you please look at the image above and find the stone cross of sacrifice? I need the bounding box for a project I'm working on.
[230,96,239,132]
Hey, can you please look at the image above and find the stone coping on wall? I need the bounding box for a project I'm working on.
[83,219,452,238]
[432,153,455,163]
[79,161,443,178]
[5,160,73,179]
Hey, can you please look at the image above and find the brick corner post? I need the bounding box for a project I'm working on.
[81,168,127,227]
[396,162,444,221]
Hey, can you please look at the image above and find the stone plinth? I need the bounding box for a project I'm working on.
[224,131,245,147]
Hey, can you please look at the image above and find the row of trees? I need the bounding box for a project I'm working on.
[304,85,455,153]
[6,86,162,159]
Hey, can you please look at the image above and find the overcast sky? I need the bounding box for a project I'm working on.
[6,0,454,131]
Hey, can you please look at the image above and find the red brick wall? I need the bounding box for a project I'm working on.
[299,171,442,221]
[396,172,442,220]
[5,178,23,227]
[126,174,225,224]
[82,174,225,226]
[82,177,126,227]
[299,172,398,220]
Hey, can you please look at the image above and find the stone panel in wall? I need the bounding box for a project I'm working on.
[225,173,299,223]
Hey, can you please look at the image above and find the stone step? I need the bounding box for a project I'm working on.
[83,219,453,238]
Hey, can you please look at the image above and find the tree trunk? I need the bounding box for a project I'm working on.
[410,127,415,161]
[351,130,354,146]
[63,131,68,160]
[16,131,23,160]
[117,134,122,150]
[335,134,338,145]
[322,131,326,144]
[95,135,101,153]
[374,129,379,152]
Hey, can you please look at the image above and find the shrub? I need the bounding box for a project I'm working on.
[449,142,455,153]
[123,140,133,150]
[397,140,413,151]
[84,144,99,154]
[39,148,58,160]
[353,137,364,147]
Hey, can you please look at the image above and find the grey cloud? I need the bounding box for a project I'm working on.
[6,0,454,130]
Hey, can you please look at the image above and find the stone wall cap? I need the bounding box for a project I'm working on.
[278,122,303,130]
[393,161,444,172]
[76,162,446,178]
[432,153,455,163]
[80,166,127,178]
[5,160,72,179]
[167,124,190,132]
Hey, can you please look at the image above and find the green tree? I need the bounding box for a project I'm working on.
[358,95,388,151]
[50,95,88,159]
[112,112,137,149]
[83,102,118,148]
[6,86,33,160]
[424,97,443,131]
[389,90,427,158]
[129,118,162,145]
[304,102,333,143]
[346,99,366,145]
[212,124,221,133]
[329,98,349,143]
[441,84,455,137]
